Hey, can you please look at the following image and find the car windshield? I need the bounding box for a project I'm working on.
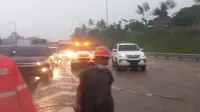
[0,47,12,55]
[58,50,66,54]
[118,45,139,51]
[49,47,57,53]
[14,46,50,56]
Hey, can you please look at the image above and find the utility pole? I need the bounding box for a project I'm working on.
[105,0,108,27]
[9,22,17,33]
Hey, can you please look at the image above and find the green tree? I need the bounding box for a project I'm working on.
[136,2,151,24]
[81,24,87,33]
[193,0,200,4]
[153,0,176,17]
[121,19,128,23]
[143,2,151,21]
[88,19,94,29]
[172,5,200,26]
[96,19,106,31]
[136,5,144,16]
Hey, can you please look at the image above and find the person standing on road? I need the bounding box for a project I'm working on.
[74,46,114,112]
[0,56,37,112]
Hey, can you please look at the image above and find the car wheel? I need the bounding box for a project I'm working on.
[115,62,122,71]
[112,58,115,67]
[42,75,50,85]
[140,66,146,71]
[116,66,122,71]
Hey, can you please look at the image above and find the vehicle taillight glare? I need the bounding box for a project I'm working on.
[74,42,80,46]
[36,62,41,65]
[74,54,78,58]
[66,51,74,57]
[89,54,94,58]
[84,42,89,46]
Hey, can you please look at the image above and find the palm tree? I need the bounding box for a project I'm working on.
[153,0,176,17]
[136,5,144,15]
[96,19,106,31]
[153,2,168,17]
[166,0,176,8]
[121,19,128,23]
[129,19,137,23]
[89,19,94,26]
[81,24,87,33]
[193,0,200,4]
[88,19,94,30]
[143,2,150,12]
[136,2,151,25]
[143,2,151,21]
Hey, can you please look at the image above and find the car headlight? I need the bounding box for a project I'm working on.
[36,62,41,65]
[35,77,40,80]
[36,60,49,66]
[65,51,74,57]
[89,54,94,58]
[52,69,60,80]
[140,53,146,57]
[58,54,63,58]
[72,53,78,58]
[50,56,54,60]
[41,68,48,72]
[118,54,126,57]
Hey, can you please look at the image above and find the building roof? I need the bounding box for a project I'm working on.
[153,16,172,25]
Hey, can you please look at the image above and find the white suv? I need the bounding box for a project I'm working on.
[111,43,147,71]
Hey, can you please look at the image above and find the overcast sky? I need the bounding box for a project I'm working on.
[0,0,193,41]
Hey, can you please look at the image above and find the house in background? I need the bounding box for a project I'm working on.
[1,32,47,45]
[152,16,172,27]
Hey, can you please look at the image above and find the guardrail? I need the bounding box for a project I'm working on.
[145,52,200,62]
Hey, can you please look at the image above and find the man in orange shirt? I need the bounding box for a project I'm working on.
[0,56,37,112]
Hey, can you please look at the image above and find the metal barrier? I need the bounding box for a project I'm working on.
[146,52,200,62]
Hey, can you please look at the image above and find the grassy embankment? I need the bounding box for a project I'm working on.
[112,28,200,53]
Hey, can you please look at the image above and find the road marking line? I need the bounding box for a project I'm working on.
[66,68,79,82]
[38,82,78,91]
[59,85,73,89]
[112,86,183,102]
[196,75,200,78]
[33,82,42,103]
[36,91,76,103]
[62,76,72,79]
[58,107,73,112]
[57,82,78,86]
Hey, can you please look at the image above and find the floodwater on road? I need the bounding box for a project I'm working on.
[26,58,200,112]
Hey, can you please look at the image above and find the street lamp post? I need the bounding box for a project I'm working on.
[105,0,108,27]
[9,22,17,33]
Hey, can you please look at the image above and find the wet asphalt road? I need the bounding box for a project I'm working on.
[26,57,200,112]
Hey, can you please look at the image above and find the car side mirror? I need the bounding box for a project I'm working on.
[10,51,16,57]
[112,49,117,52]
[12,51,16,54]
[140,48,144,51]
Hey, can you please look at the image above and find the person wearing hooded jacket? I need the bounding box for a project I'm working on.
[0,56,37,112]
[74,46,114,112]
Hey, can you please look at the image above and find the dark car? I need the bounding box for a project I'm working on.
[11,45,52,80]
[0,45,13,56]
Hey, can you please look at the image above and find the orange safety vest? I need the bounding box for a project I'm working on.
[0,56,37,112]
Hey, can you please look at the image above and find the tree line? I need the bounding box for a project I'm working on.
[72,0,200,48]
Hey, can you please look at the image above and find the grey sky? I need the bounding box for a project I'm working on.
[0,0,193,41]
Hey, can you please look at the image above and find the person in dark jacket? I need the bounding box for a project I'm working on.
[74,46,114,112]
